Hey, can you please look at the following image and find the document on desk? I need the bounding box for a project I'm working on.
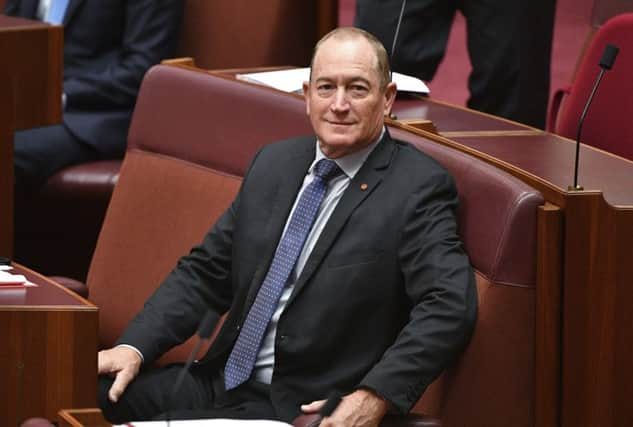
[117,419,292,426]
[0,270,37,287]
[237,67,430,95]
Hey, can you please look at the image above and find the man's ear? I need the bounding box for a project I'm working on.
[383,82,397,116]
[303,81,311,115]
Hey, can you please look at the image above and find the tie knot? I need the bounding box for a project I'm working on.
[313,159,343,182]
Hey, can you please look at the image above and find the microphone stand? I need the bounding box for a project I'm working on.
[569,67,606,191]
[569,44,619,191]
[166,311,218,427]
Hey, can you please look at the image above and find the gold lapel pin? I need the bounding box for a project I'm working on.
[360,183,368,191]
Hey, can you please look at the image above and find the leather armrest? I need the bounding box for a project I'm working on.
[19,418,55,427]
[50,275,89,298]
[293,413,441,427]
[547,84,572,132]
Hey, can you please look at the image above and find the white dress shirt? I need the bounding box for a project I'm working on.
[253,130,383,383]
[36,0,51,21]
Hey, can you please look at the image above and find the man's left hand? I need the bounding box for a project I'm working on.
[300,388,389,427]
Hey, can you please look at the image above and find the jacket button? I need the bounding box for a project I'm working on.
[236,325,241,331]
[279,335,287,341]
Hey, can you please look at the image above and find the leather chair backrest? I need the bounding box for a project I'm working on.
[390,127,544,426]
[87,65,311,363]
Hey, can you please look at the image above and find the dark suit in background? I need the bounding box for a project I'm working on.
[355,0,557,129]
[4,0,183,190]
[100,133,477,423]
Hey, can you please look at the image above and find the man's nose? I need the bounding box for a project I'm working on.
[330,87,350,112]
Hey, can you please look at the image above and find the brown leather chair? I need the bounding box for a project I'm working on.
[33,65,556,426]
[77,64,312,364]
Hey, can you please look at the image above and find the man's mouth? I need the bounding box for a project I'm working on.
[326,120,354,126]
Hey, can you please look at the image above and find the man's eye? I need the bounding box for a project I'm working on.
[350,85,369,96]
[317,84,334,92]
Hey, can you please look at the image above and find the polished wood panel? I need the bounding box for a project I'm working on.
[0,15,63,257]
[0,264,98,426]
[536,203,563,427]
[0,60,14,259]
[392,96,535,133]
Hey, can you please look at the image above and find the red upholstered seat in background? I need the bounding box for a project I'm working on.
[549,13,633,161]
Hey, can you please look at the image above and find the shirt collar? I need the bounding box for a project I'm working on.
[311,127,385,179]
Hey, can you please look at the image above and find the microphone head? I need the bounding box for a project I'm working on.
[197,311,219,339]
[599,44,619,70]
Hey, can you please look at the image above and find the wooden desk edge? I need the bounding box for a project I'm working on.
[11,262,97,309]
[59,408,111,427]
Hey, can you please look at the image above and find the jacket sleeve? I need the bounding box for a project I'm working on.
[359,170,478,413]
[64,0,183,110]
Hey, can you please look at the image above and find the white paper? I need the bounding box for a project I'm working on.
[237,68,310,93]
[116,419,292,427]
[0,265,12,271]
[0,271,27,285]
[236,67,429,95]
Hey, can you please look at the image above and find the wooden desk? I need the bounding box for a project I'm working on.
[0,15,63,257]
[0,264,98,426]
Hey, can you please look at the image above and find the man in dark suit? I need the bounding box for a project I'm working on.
[355,0,556,129]
[98,27,477,426]
[4,0,183,191]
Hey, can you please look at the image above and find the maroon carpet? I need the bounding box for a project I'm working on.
[339,0,594,111]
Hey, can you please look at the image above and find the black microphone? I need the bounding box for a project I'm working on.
[569,44,619,190]
[166,311,219,426]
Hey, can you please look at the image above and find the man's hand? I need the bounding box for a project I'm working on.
[98,346,142,403]
[301,388,389,427]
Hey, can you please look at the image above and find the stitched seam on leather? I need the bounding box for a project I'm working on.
[126,148,243,181]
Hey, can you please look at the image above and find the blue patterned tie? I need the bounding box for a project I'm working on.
[46,0,70,24]
[224,159,343,390]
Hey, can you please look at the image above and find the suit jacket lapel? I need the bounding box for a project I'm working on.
[63,0,84,26]
[240,139,316,313]
[286,133,397,307]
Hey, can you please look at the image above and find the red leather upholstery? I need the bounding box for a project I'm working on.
[87,65,312,366]
[14,160,120,281]
[18,418,54,427]
[549,13,633,160]
[49,275,89,298]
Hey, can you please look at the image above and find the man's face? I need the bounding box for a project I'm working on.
[303,37,397,159]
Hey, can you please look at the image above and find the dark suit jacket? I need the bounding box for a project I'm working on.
[119,134,477,422]
[4,0,183,157]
